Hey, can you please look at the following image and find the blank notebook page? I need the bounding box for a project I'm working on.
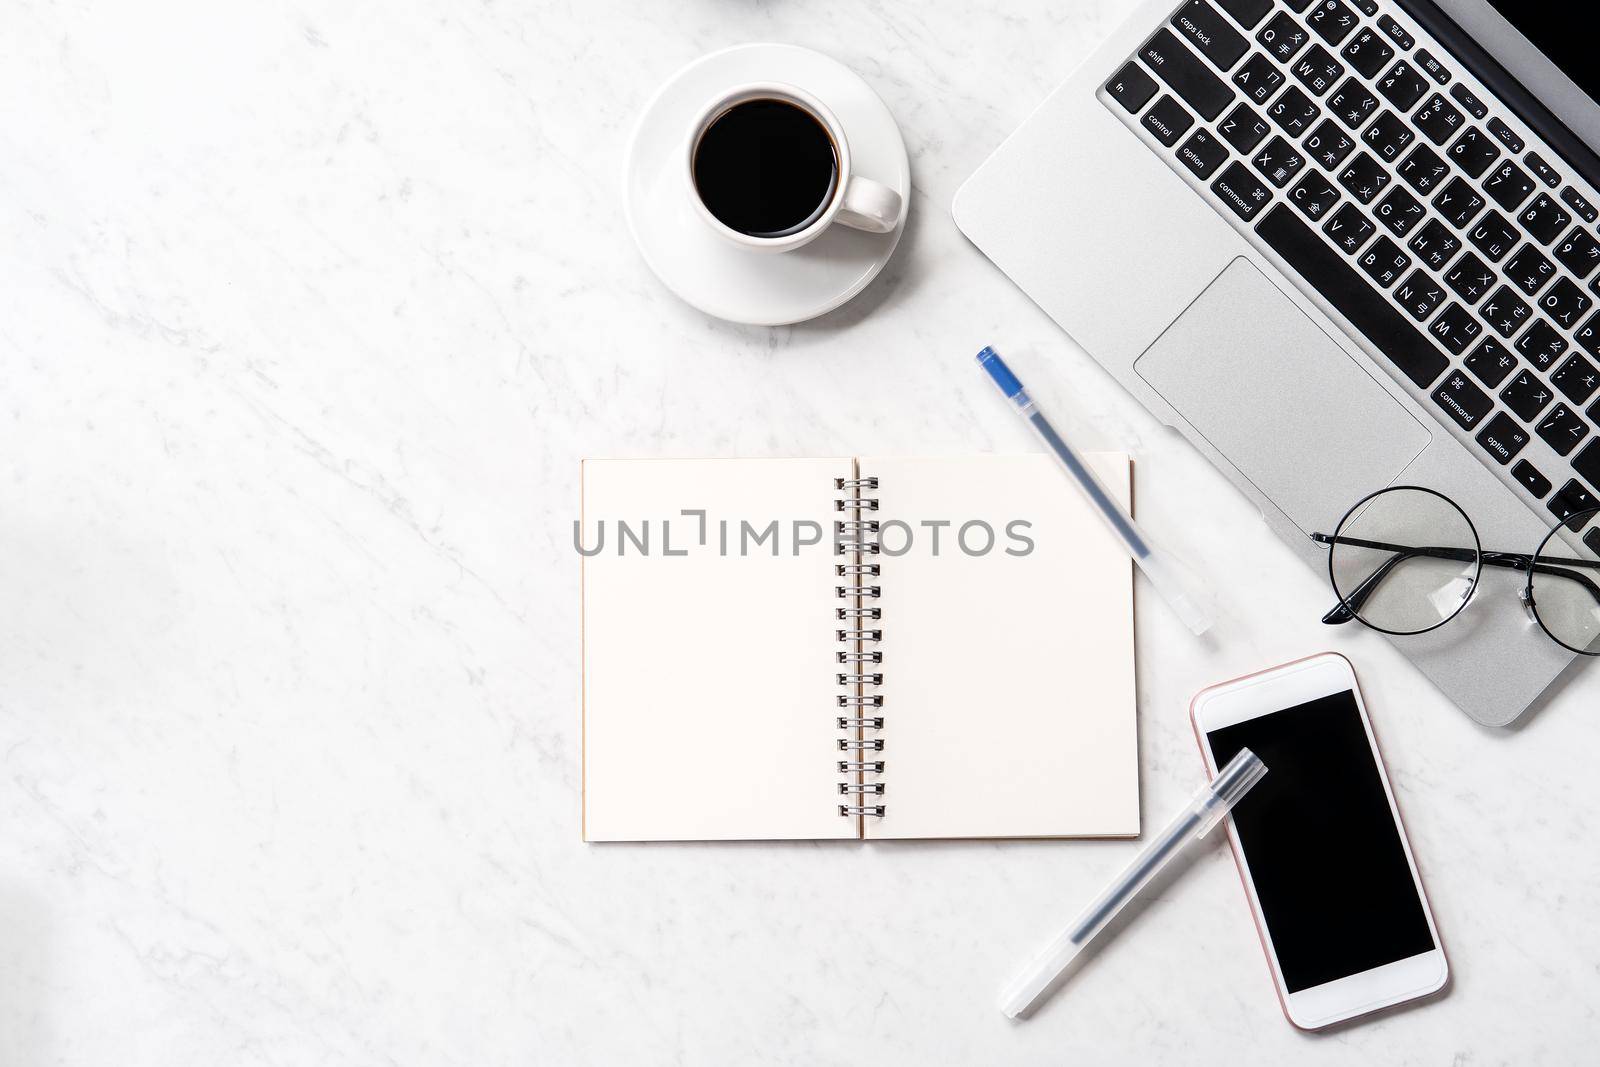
[863,454,1138,839]
[582,458,856,842]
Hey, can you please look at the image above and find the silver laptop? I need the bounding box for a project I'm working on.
[954,0,1600,726]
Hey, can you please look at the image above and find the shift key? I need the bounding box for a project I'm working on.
[1141,28,1234,121]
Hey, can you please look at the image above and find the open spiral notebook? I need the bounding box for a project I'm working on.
[580,454,1138,841]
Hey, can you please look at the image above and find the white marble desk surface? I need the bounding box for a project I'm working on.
[4,1,1597,1063]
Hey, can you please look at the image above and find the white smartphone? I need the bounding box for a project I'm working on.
[1190,653,1448,1030]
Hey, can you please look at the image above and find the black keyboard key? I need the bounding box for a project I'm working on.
[1427,302,1482,354]
[1141,30,1235,121]
[1554,228,1600,279]
[1358,234,1411,287]
[1340,27,1394,79]
[1537,404,1589,455]
[1329,78,1380,130]
[1283,0,1314,11]
[1398,144,1449,194]
[1306,0,1358,45]
[1338,152,1390,204]
[1488,117,1525,154]
[1108,62,1160,113]
[1501,368,1554,420]
[1414,49,1451,84]
[1448,127,1501,179]
[1253,135,1305,187]
[1396,268,1445,321]
[1553,353,1600,404]
[1574,443,1600,496]
[1177,128,1230,178]
[1375,186,1425,237]
[1484,160,1536,211]
[1413,93,1465,146]
[1517,317,1563,362]
[1144,95,1196,146]
[1378,14,1414,50]
[1255,205,1447,386]
[1587,527,1600,555]
[1478,412,1530,464]
[1376,60,1430,111]
[1561,186,1599,224]
[1351,0,1377,15]
[1464,337,1517,387]
[1257,12,1311,63]
[1450,84,1488,120]
[1408,219,1461,271]
[1267,86,1320,137]
[1516,319,1568,369]
[1483,285,1532,337]
[1212,161,1274,220]
[1233,53,1286,105]
[1289,169,1341,220]
[1444,250,1495,304]
[1577,311,1600,358]
[1468,211,1518,262]
[1216,0,1273,30]
[1539,278,1592,331]
[1324,202,1376,254]
[1513,459,1552,497]
[1219,103,1272,152]
[1433,369,1494,429]
[1549,479,1598,525]
[1525,152,1560,189]
[1517,192,1573,245]
[1291,44,1345,96]
[1433,177,1486,229]
[1305,119,1356,170]
[1173,1,1250,71]
[1505,243,1557,295]
[1363,110,1414,162]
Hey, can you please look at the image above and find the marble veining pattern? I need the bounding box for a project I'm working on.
[2,0,1597,1062]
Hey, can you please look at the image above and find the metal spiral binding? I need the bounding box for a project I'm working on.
[833,474,885,818]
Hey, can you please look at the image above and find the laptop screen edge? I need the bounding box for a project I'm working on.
[1414,0,1600,159]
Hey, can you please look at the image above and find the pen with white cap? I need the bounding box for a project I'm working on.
[998,747,1267,1019]
[976,345,1215,636]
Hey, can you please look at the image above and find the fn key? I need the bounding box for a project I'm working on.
[1107,62,1159,114]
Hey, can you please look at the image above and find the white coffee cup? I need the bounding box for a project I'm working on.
[686,82,902,253]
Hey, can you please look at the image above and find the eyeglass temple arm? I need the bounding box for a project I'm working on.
[1314,543,1434,624]
[1311,533,1600,624]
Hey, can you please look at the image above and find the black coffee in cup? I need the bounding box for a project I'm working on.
[692,98,840,239]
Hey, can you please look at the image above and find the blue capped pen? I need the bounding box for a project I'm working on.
[977,345,1215,636]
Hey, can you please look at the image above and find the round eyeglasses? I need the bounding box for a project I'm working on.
[1311,485,1600,656]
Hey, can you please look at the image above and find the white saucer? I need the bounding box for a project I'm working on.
[625,44,910,326]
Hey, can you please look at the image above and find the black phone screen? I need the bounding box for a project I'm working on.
[1206,691,1436,993]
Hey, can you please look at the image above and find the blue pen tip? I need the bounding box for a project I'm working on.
[975,345,1025,399]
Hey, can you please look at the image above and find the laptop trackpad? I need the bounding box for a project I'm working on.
[1134,258,1431,533]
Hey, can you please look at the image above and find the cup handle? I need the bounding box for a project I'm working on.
[834,174,902,234]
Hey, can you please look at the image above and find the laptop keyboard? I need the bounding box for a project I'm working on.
[1103,0,1600,531]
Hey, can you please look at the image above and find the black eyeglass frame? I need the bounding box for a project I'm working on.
[1310,485,1600,656]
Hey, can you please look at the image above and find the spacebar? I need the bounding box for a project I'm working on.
[1254,206,1448,389]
